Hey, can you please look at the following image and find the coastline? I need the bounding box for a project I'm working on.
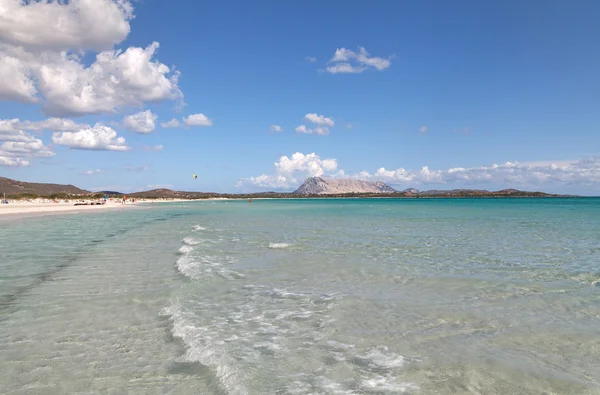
[0,200,137,219]
[0,197,230,220]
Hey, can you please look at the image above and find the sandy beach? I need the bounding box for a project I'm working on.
[0,199,138,218]
[0,198,214,219]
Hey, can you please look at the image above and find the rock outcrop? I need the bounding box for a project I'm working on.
[293,177,396,195]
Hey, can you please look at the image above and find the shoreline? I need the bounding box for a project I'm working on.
[0,197,214,220]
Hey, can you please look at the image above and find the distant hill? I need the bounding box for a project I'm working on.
[97,190,124,196]
[0,177,89,196]
[294,177,396,195]
[0,176,572,199]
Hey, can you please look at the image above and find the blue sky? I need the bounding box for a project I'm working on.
[1,0,599,194]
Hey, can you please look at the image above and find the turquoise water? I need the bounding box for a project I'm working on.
[1,198,600,394]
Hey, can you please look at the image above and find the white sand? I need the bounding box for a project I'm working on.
[0,199,138,217]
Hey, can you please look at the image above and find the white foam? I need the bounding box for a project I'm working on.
[192,225,206,231]
[326,340,355,351]
[359,347,406,370]
[176,255,201,279]
[268,242,292,249]
[161,304,249,395]
[183,237,201,245]
[177,245,194,255]
[360,376,419,393]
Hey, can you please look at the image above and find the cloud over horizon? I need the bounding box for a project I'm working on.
[238,152,600,192]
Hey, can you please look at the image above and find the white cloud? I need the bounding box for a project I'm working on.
[295,125,309,134]
[123,110,157,134]
[304,113,334,127]
[143,144,163,152]
[237,152,338,190]
[270,124,284,133]
[295,124,329,136]
[184,113,212,127]
[419,126,428,134]
[0,0,133,52]
[0,54,37,102]
[325,63,366,74]
[38,42,182,116]
[326,47,393,74]
[52,124,129,151]
[0,0,183,117]
[0,156,29,167]
[160,118,180,128]
[21,118,84,131]
[305,56,317,63]
[0,118,55,167]
[238,153,600,191]
[80,169,102,175]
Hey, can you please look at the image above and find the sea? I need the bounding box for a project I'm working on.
[1,198,599,395]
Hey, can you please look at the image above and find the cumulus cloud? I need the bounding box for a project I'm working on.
[304,113,334,127]
[38,42,182,116]
[294,113,335,136]
[237,153,600,191]
[0,54,37,102]
[160,118,180,128]
[123,110,157,134]
[0,1,183,117]
[0,156,29,167]
[237,152,338,190]
[295,125,309,134]
[143,144,163,152]
[0,0,133,52]
[0,118,55,167]
[52,124,129,151]
[184,113,212,127]
[80,169,102,175]
[326,47,394,74]
[270,124,284,133]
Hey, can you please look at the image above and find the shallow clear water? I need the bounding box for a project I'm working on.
[1,198,600,394]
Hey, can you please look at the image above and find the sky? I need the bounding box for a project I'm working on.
[1,0,599,195]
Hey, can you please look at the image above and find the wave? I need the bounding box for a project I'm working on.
[182,237,201,246]
[162,282,418,394]
[176,254,242,280]
[160,304,249,395]
[192,225,206,231]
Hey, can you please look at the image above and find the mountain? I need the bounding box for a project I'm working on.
[0,177,89,196]
[293,177,396,195]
